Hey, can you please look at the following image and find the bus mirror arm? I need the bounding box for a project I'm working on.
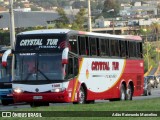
[62,48,69,64]
[2,49,12,67]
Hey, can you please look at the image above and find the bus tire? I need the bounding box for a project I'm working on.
[1,99,13,106]
[77,86,86,104]
[126,84,133,100]
[109,98,120,101]
[1,100,9,106]
[120,84,126,101]
[30,102,37,107]
[86,100,95,104]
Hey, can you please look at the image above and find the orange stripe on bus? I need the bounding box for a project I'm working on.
[71,58,84,102]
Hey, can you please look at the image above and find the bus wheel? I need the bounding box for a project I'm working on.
[78,86,86,104]
[120,84,126,101]
[127,84,133,100]
[86,100,95,104]
[30,102,37,107]
[1,100,13,106]
[1,100,9,106]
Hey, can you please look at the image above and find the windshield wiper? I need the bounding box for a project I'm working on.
[37,69,50,81]
[24,69,50,81]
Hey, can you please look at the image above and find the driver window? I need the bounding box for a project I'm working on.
[68,58,74,78]
[66,57,78,79]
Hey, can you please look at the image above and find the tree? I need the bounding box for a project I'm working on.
[71,8,86,30]
[55,7,86,30]
[102,0,120,18]
[0,30,10,45]
[150,22,160,41]
[30,5,41,11]
[139,26,157,72]
[55,8,70,28]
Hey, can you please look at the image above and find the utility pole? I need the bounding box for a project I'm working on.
[9,0,15,81]
[107,9,115,34]
[9,0,15,49]
[88,0,92,32]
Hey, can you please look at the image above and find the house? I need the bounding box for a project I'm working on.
[120,1,158,19]
[95,16,111,28]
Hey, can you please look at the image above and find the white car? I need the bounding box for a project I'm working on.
[156,75,160,84]
[146,75,158,88]
[143,77,151,96]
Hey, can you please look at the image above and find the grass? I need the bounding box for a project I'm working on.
[1,98,160,120]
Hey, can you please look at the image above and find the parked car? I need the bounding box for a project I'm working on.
[156,75,160,84]
[143,77,151,96]
[115,22,126,27]
[146,75,158,88]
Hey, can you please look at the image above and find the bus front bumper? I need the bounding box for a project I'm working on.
[13,91,70,103]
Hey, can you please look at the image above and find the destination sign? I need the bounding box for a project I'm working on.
[15,34,68,51]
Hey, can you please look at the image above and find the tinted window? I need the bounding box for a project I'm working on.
[78,36,86,55]
[100,39,110,56]
[137,42,143,58]
[90,38,97,56]
[129,42,136,57]
[120,41,126,57]
[69,36,77,54]
[110,40,120,57]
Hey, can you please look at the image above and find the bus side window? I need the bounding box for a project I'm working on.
[69,36,77,54]
[74,57,78,76]
[67,58,74,78]
[90,37,97,56]
[100,39,110,56]
[86,37,89,55]
[66,57,78,78]
[129,41,136,58]
[120,41,126,58]
[126,41,129,58]
[78,36,86,55]
[100,39,106,56]
[110,40,116,56]
[106,39,110,56]
[139,42,143,58]
[96,38,100,56]
[137,42,143,58]
[115,40,120,57]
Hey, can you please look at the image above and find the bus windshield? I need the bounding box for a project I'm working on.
[14,53,64,81]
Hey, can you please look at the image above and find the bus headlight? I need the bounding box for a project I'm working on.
[51,88,66,92]
[13,88,23,93]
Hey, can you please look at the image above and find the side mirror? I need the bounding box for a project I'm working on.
[2,62,7,67]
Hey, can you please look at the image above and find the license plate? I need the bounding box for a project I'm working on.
[33,96,43,100]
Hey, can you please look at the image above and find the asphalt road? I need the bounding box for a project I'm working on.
[0,84,160,111]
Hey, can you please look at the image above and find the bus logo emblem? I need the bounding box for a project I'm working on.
[35,88,39,92]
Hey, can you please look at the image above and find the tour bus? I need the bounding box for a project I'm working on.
[3,29,144,106]
[0,48,13,105]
